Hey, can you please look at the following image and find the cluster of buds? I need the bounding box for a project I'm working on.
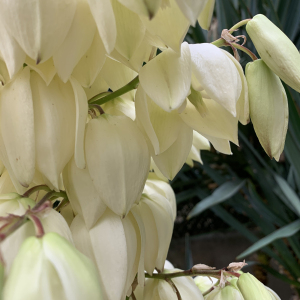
[0,0,298,299]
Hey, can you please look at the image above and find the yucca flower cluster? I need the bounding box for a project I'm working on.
[0,0,299,299]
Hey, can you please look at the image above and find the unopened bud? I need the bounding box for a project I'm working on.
[237,273,276,300]
[246,59,288,161]
[246,14,300,93]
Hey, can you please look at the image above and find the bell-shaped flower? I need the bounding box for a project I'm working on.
[1,208,73,274]
[111,0,146,61]
[246,59,288,161]
[83,72,109,100]
[53,0,97,83]
[221,49,249,125]
[135,86,188,155]
[143,177,177,221]
[175,0,210,26]
[3,232,103,300]
[180,99,239,145]
[71,210,140,300]
[63,156,107,229]
[118,0,161,19]
[198,0,215,30]
[131,193,174,274]
[186,131,210,167]
[205,286,244,300]
[85,114,150,217]
[246,14,300,93]
[72,32,107,88]
[189,43,242,116]
[141,0,190,53]
[0,68,80,190]
[0,0,77,63]
[102,97,136,120]
[139,42,191,112]
[237,273,280,300]
[31,72,76,189]
[143,269,204,300]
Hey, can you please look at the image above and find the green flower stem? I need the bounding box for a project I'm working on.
[22,185,51,198]
[88,75,140,106]
[229,19,252,33]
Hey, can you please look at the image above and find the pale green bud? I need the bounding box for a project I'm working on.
[246,14,300,92]
[3,232,103,300]
[205,286,244,300]
[246,59,288,161]
[237,273,273,300]
[0,193,35,217]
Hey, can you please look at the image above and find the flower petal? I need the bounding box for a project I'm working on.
[139,42,191,112]
[0,67,35,187]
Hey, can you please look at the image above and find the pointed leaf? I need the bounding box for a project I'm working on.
[188,180,246,219]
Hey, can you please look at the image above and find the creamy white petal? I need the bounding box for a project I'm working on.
[145,179,176,221]
[189,43,242,116]
[83,73,109,100]
[72,32,107,88]
[63,157,106,229]
[135,86,185,154]
[54,0,96,83]
[172,275,204,299]
[139,42,191,112]
[175,0,208,26]
[118,0,161,18]
[0,21,26,78]
[135,199,159,274]
[101,57,138,91]
[70,215,97,263]
[198,0,215,30]
[85,115,150,216]
[203,135,232,155]
[87,0,117,54]
[112,0,146,60]
[152,121,193,180]
[180,99,239,144]
[89,209,127,300]
[141,0,190,53]
[109,34,154,72]
[0,67,35,187]
[0,0,77,63]
[25,57,56,86]
[31,73,76,190]
[69,77,88,169]
[221,49,249,125]
[122,213,139,297]
[102,98,136,120]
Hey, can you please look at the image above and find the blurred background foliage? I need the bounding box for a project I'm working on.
[171,0,300,298]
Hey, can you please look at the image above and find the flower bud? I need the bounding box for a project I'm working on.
[246,14,300,92]
[3,232,103,300]
[237,273,273,300]
[246,59,288,161]
[205,286,244,300]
